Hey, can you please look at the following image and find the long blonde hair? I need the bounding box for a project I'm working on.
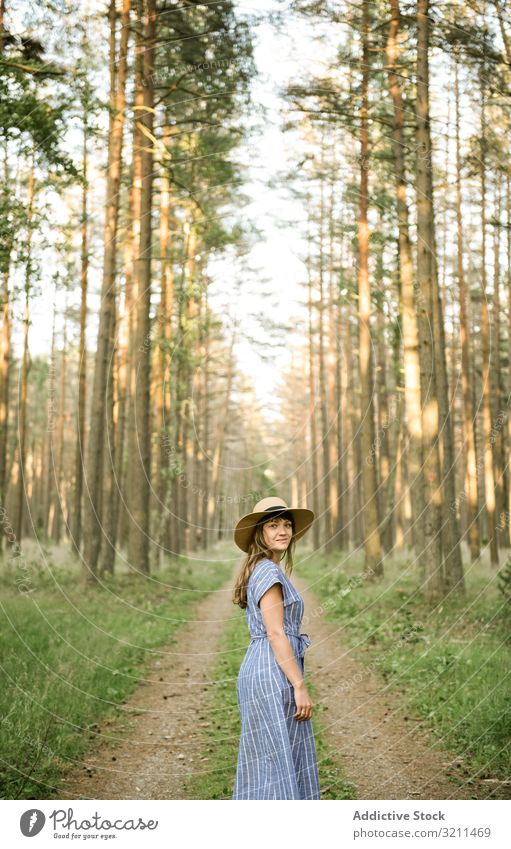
[232,513,296,609]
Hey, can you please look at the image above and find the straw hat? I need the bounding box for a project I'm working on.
[234,496,314,553]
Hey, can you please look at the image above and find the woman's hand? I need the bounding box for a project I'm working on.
[293,681,313,721]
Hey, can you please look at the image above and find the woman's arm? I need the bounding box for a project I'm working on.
[259,584,303,686]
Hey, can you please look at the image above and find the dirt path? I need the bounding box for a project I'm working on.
[59,572,237,800]
[59,565,497,800]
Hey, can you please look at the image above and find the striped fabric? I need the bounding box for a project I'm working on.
[232,558,321,800]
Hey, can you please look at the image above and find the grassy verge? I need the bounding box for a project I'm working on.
[184,604,355,800]
[0,544,232,799]
[297,546,511,791]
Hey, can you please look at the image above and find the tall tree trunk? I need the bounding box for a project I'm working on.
[491,173,505,540]
[200,287,210,550]
[82,0,130,583]
[180,213,198,552]
[375,238,392,553]
[44,292,57,539]
[358,0,382,578]
[52,307,68,543]
[345,305,360,547]
[110,299,128,565]
[0,136,12,551]
[127,0,155,574]
[326,151,339,550]
[99,286,117,576]
[71,101,89,557]
[415,0,445,598]
[0,267,11,552]
[335,218,347,550]
[0,0,5,52]
[307,209,320,552]
[479,63,499,565]
[13,151,35,548]
[386,0,425,557]
[507,171,511,547]
[454,48,479,562]
[422,36,464,594]
[154,121,174,564]
[317,140,332,546]
[493,0,511,63]
[117,193,133,550]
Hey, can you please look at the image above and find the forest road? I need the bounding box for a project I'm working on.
[58,570,238,800]
[59,567,499,800]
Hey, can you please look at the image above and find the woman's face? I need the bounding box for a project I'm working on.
[262,515,293,554]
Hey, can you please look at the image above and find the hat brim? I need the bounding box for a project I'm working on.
[234,507,314,553]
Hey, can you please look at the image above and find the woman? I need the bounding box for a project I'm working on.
[231,496,320,800]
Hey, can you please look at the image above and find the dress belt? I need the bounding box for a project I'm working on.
[250,630,312,658]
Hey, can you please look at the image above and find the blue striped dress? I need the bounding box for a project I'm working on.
[232,558,321,800]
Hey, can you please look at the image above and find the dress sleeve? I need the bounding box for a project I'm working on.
[250,559,286,607]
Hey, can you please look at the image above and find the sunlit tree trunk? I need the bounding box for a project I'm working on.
[99,285,117,575]
[357,0,382,578]
[335,218,347,550]
[454,49,479,562]
[386,0,425,556]
[128,0,156,574]
[479,64,498,565]
[415,0,445,598]
[52,308,68,543]
[82,0,130,583]
[317,142,332,546]
[154,120,174,564]
[71,102,89,557]
[12,152,35,548]
[200,287,210,551]
[491,173,506,541]
[326,153,339,550]
[507,171,511,547]
[0,263,11,554]
[306,209,320,552]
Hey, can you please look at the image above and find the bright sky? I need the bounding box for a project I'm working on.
[204,2,334,416]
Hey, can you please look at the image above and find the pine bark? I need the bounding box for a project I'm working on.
[82,0,130,582]
[454,49,480,562]
[127,0,156,574]
[358,0,383,578]
[71,105,89,557]
[415,0,445,598]
[479,65,499,565]
[386,0,425,556]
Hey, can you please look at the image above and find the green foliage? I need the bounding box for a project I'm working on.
[156,0,256,255]
[0,58,78,177]
[0,188,26,275]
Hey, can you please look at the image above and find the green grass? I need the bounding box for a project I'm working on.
[183,603,355,800]
[297,545,511,791]
[4,538,508,800]
[0,543,232,799]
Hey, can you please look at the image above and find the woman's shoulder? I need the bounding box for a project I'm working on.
[251,557,280,575]
[248,558,286,589]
